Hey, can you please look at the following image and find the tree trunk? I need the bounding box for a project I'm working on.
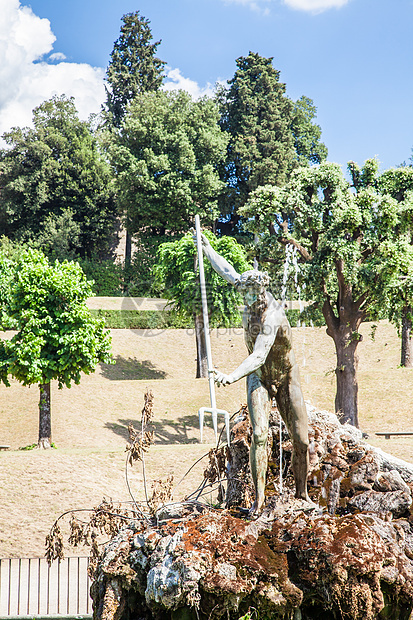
[194,313,208,378]
[38,382,52,449]
[322,282,364,428]
[125,229,132,266]
[401,305,413,367]
[333,330,359,427]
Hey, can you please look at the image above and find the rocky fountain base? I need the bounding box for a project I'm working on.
[91,407,413,620]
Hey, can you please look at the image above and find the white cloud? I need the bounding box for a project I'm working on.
[49,52,67,62]
[223,0,271,15]
[283,0,350,12]
[163,67,217,99]
[222,0,350,13]
[0,0,105,136]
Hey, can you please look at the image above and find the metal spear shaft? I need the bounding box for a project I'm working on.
[195,215,230,445]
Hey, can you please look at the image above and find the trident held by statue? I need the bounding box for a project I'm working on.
[194,215,230,446]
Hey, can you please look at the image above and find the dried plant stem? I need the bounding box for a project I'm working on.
[125,456,148,521]
[175,452,210,489]
[140,424,149,506]
[175,407,244,493]
[45,505,136,566]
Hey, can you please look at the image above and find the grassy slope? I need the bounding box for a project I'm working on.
[1,321,413,557]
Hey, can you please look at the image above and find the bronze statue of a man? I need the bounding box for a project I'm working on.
[196,233,310,515]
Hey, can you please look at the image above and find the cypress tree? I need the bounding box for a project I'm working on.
[105,11,166,126]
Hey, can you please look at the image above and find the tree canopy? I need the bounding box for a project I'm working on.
[241,159,412,426]
[108,90,229,235]
[291,96,328,167]
[0,96,117,259]
[103,10,167,264]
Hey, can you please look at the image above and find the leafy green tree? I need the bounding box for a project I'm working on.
[0,96,117,258]
[291,96,328,166]
[0,248,112,448]
[217,52,327,224]
[0,238,20,331]
[241,159,408,427]
[375,166,413,366]
[108,90,229,237]
[104,11,166,127]
[218,52,295,218]
[368,236,413,367]
[78,258,124,297]
[153,231,251,377]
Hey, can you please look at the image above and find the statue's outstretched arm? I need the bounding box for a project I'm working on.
[196,232,240,285]
[215,327,278,385]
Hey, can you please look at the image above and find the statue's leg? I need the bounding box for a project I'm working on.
[275,365,310,501]
[246,373,271,515]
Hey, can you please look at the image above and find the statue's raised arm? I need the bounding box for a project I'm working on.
[196,232,240,285]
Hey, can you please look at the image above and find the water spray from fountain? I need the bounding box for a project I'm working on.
[291,246,304,328]
[281,243,294,306]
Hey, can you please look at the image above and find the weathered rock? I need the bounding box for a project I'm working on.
[144,529,204,610]
[225,404,413,520]
[347,489,412,518]
[91,507,413,620]
[373,448,413,484]
[92,511,304,620]
[267,512,413,620]
[324,474,342,515]
[155,502,204,523]
[348,452,380,490]
[374,469,411,493]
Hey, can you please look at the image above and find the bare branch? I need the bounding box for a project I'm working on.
[355,291,369,312]
[322,296,339,338]
[335,259,352,308]
[279,237,312,261]
[311,231,319,254]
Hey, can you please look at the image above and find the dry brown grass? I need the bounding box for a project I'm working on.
[1,321,413,557]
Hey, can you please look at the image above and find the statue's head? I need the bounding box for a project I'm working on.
[235,270,270,307]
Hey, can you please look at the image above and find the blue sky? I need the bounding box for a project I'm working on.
[1,0,413,172]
